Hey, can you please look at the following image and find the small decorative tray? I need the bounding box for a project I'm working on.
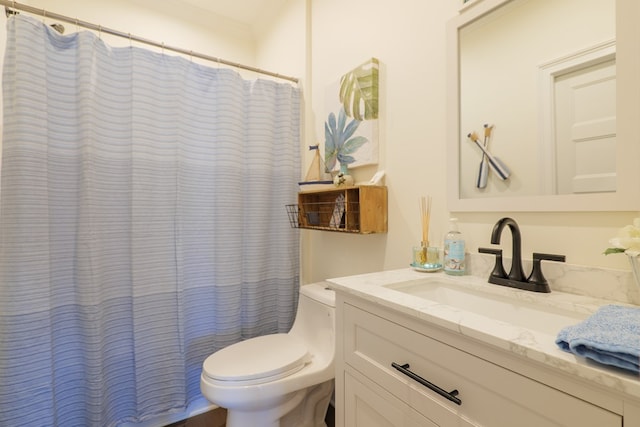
[410,262,443,273]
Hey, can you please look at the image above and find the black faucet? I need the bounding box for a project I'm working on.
[478,217,565,293]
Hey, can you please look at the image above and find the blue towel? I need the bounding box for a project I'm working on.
[555,305,640,374]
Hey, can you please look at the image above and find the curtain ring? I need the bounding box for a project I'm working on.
[75,18,79,32]
[98,25,102,39]
[128,33,132,48]
[189,50,193,62]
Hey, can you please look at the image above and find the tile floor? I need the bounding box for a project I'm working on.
[165,408,226,427]
[164,404,335,427]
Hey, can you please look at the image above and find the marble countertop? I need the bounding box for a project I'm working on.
[327,268,640,402]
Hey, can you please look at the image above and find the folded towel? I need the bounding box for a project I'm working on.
[555,305,640,374]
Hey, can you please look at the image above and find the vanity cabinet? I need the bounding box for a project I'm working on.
[335,293,626,427]
[290,185,387,234]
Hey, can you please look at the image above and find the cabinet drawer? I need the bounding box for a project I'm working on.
[343,303,621,427]
[345,367,438,427]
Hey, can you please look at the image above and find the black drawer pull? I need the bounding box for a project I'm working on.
[391,362,462,406]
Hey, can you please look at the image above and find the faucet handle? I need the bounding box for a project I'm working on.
[478,247,508,280]
[527,252,566,292]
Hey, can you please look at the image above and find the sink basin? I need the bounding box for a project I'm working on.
[384,277,588,335]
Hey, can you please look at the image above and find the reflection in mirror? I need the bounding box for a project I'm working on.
[459,0,614,199]
[447,0,640,212]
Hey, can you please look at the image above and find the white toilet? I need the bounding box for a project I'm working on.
[200,281,336,427]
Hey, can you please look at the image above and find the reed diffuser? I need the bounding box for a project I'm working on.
[420,195,431,248]
[412,196,442,270]
[414,196,432,265]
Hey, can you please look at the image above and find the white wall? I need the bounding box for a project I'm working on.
[19,0,256,61]
[297,0,636,284]
[299,0,456,283]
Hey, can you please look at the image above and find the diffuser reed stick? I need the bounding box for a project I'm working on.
[420,195,431,247]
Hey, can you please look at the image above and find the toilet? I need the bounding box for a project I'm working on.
[200,281,336,427]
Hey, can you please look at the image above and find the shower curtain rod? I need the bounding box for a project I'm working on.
[0,0,299,83]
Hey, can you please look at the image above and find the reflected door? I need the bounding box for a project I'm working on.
[554,59,616,194]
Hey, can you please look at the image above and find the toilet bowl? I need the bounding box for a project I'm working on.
[200,281,336,427]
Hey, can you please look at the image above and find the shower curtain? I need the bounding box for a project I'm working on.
[0,15,300,427]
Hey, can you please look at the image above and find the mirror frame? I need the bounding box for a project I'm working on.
[447,0,640,212]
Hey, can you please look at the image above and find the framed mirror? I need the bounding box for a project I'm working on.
[447,0,640,211]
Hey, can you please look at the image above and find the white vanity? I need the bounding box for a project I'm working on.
[329,265,640,427]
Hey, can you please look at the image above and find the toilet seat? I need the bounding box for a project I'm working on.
[202,333,311,386]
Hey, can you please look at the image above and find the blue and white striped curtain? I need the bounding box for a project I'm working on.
[0,15,300,427]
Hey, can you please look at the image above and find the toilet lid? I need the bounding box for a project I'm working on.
[202,333,311,385]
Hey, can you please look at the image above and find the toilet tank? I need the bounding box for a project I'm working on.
[289,282,335,364]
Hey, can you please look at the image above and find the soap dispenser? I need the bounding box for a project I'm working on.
[444,218,465,276]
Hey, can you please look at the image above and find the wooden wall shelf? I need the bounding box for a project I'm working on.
[287,186,387,234]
